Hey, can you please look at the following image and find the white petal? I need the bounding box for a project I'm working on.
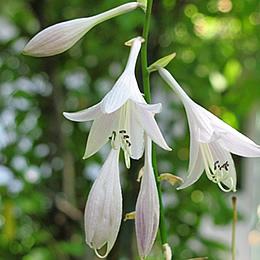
[135,137,159,258]
[135,102,162,114]
[205,111,260,157]
[84,110,119,158]
[192,105,215,143]
[187,127,200,174]
[85,149,122,258]
[101,37,144,114]
[158,68,192,104]
[129,103,144,159]
[177,148,204,190]
[135,103,171,151]
[63,102,101,122]
[101,72,133,114]
[23,2,140,57]
[124,37,143,72]
[159,68,215,142]
[219,132,260,157]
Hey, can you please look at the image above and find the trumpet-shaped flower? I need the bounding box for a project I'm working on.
[64,37,171,168]
[23,2,141,57]
[159,68,260,192]
[85,148,122,258]
[135,135,159,258]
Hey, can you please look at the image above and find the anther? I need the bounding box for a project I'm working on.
[119,130,126,134]
[219,161,229,171]
[123,135,130,139]
[214,161,220,170]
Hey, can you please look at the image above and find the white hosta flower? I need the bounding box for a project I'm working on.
[85,148,122,258]
[159,68,260,192]
[135,136,159,258]
[23,2,140,57]
[64,37,171,168]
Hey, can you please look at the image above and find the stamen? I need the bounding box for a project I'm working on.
[209,161,234,192]
[201,145,234,192]
[109,130,132,168]
[217,177,234,192]
[214,160,220,170]
[110,131,118,149]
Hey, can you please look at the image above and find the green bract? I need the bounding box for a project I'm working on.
[148,52,176,73]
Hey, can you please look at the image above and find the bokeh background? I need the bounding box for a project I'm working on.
[0,0,260,259]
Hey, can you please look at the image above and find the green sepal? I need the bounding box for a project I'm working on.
[148,52,176,73]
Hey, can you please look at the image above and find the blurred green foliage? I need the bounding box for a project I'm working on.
[0,0,259,259]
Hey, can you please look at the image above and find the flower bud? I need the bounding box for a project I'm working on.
[23,2,140,57]
[85,149,122,258]
[135,136,159,258]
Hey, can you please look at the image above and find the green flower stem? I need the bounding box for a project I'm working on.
[141,0,169,250]
[232,196,237,260]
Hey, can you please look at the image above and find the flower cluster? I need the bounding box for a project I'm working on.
[63,36,171,258]
[23,0,260,258]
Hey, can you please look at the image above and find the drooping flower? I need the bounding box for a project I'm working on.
[23,2,141,57]
[84,148,122,258]
[135,135,160,259]
[63,37,171,168]
[159,67,260,192]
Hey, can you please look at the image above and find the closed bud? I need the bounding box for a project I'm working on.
[85,149,122,258]
[135,136,159,258]
[23,2,141,57]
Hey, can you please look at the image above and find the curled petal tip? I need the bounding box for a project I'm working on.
[94,245,110,259]
[125,36,145,46]
[137,0,147,12]
[166,146,172,151]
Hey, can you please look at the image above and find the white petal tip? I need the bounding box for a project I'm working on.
[176,183,190,190]
[63,112,73,120]
[83,150,94,160]
[22,44,58,57]
[63,111,79,121]
[82,153,90,160]
[22,48,40,57]
[21,48,30,56]
[163,145,172,151]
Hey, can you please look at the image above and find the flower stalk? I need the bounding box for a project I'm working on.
[232,196,237,260]
[141,0,169,253]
